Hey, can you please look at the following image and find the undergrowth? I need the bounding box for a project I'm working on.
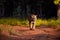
[0,18,60,34]
[0,18,60,27]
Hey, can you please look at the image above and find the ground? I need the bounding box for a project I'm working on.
[0,25,60,40]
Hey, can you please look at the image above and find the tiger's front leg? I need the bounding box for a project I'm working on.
[29,21,36,30]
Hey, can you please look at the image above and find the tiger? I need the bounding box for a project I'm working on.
[28,13,37,30]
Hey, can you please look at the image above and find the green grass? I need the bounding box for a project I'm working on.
[0,18,60,27]
[0,18,28,26]
[36,19,60,28]
[36,19,48,26]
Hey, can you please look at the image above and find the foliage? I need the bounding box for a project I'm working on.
[0,18,28,26]
[0,18,60,27]
[53,0,60,5]
[0,18,60,35]
[36,19,48,26]
[0,18,21,26]
[34,19,60,27]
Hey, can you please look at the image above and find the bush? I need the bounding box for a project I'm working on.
[36,19,48,26]
[0,18,60,28]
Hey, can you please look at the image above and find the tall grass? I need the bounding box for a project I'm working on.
[0,18,28,26]
[0,18,17,25]
[0,18,60,27]
[36,19,60,27]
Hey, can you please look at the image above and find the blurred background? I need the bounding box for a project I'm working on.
[0,0,58,19]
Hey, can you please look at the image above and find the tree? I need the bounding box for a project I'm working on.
[53,0,60,19]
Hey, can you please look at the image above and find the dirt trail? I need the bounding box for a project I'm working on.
[0,26,60,40]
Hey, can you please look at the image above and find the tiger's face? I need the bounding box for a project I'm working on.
[29,14,37,23]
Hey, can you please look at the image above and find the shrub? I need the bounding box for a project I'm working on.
[0,18,60,28]
[36,19,48,26]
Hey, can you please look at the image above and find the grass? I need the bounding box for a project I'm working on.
[0,25,17,35]
[0,18,60,34]
[36,19,60,28]
[0,18,60,27]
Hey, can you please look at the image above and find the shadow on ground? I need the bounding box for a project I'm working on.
[0,32,60,40]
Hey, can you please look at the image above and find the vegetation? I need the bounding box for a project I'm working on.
[53,0,60,5]
[0,18,60,27]
[36,19,60,28]
[0,18,60,34]
[0,0,57,19]
[0,0,60,35]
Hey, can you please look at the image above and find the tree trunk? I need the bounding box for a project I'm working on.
[57,4,60,19]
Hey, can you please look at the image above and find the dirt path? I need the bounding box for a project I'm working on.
[0,26,60,40]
